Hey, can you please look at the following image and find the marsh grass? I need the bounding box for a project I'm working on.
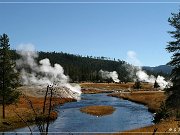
[81,82,154,90]
[109,91,166,112]
[0,96,75,132]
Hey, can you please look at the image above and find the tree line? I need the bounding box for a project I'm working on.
[23,51,168,83]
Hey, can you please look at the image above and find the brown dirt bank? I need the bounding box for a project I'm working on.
[108,91,166,112]
[0,96,76,132]
[80,105,115,116]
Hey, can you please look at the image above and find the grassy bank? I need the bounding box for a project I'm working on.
[1,83,175,133]
[108,91,180,134]
[80,105,115,116]
[81,88,113,94]
[108,91,166,112]
[116,119,180,134]
[82,83,178,133]
[0,96,76,132]
[81,82,154,91]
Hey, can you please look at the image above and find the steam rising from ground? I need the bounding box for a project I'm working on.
[136,70,170,89]
[127,51,142,66]
[99,70,120,83]
[126,50,171,89]
[16,44,81,99]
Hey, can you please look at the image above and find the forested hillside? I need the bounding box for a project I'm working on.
[37,51,130,82]
[143,65,172,75]
[12,50,170,82]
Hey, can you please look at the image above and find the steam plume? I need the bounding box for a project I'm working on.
[126,50,171,89]
[127,51,142,66]
[99,69,120,83]
[16,44,81,99]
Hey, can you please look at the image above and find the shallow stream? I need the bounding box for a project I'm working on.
[13,93,154,133]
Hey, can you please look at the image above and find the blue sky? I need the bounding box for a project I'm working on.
[0,1,179,66]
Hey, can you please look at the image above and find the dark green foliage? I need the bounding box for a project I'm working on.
[34,51,169,83]
[143,68,171,80]
[165,11,180,110]
[10,50,170,83]
[154,80,160,89]
[0,33,20,118]
[176,110,180,119]
[37,51,128,82]
[153,102,170,123]
[133,79,142,89]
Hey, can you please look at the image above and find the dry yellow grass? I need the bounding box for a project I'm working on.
[80,105,115,116]
[81,83,134,90]
[81,82,154,91]
[116,119,180,134]
[107,91,180,134]
[0,83,171,133]
[109,91,166,112]
[81,88,113,94]
[0,96,76,131]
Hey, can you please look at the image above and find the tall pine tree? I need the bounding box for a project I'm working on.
[0,34,19,119]
[166,11,180,110]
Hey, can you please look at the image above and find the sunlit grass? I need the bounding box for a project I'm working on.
[109,91,166,112]
[80,82,154,90]
[0,96,75,131]
[80,105,115,116]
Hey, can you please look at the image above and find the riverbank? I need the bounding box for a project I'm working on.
[116,118,179,134]
[81,88,113,94]
[108,91,180,134]
[108,91,166,112]
[1,83,176,133]
[81,82,153,91]
[0,96,76,132]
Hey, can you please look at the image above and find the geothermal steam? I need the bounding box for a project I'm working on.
[16,44,81,99]
[99,69,120,83]
[127,50,171,89]
[136,70,170,89]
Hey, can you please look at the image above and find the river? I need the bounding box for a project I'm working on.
[12,93,153,133]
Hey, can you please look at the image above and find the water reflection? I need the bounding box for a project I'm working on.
[13,93,153,133]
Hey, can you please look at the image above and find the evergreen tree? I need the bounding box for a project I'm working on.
[165,11,180,110]
[133,79,142,89]
[154,80,160,89]
[0,34,20,119]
